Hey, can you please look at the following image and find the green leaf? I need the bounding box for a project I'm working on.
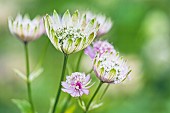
[78,99,86,111]
[13,69,26,81]
[89,101,103,111]
[29,68,43,82]
[12,99,32,113]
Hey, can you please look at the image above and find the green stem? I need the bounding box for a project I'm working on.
[60,51,84,113]
[60,95,71,113]
[52,54,68,113]
[24,42,35,113]
[100,84,110,100]
[85,81,103,113]
[79,97,83,106]
[76,50,84,71]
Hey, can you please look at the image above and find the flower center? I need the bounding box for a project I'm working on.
[55,27,86,43]
[75,81,82,90]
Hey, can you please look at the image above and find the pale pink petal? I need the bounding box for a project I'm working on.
[82,89,89,95]
[61,82,69,88]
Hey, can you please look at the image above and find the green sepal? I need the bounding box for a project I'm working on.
[108,68,116,80]
[13,69,26,81]
[29,68,44,82]
[78,99,86,111]
[89,101,103,111]
[86,32,95,46]
[72,10,79,25]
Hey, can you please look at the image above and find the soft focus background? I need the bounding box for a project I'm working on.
[0,0,170,113]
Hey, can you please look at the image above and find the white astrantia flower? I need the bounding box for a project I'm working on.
[8,13,45,42]
[93,51,131,84]
[86,11,112,37]
[44,10,100,55]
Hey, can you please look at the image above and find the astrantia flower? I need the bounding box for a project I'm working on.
[8,13,45,42]
[44,10,100,55]
[93,51,131,84]
[62,72,93,97]
[85,40,116,59]
[86,11,112,37]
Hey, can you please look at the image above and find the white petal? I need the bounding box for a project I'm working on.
[62,10,72,27]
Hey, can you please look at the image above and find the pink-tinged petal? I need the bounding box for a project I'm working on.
[61,82,69,88]
[82,89,89,95]
[70,91,77,97]
[78,91,84,96]
[62,88,74,94]
[84,46,95,59]
[62,72,93,97]
[84,75,91,84]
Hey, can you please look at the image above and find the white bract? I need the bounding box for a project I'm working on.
[86,11,112,37]
[44,10,99,54]
[8,13,44,42]
[93,51,131,84]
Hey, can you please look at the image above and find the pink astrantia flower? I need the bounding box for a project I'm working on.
[93,51,131,84]
[8,13,45,43]
[84,40,116,59]
[62,72,93,97]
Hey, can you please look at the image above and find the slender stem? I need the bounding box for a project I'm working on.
[52,54,68,113]
[100,84,110,100]
[60,51,84,113]
[60,95,71,113]
[85,82,103,113]
[76,50,84,71]
[24,42,35,113]
[79,97,83,106]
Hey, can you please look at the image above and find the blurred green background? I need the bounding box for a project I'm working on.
[0,0,170,113]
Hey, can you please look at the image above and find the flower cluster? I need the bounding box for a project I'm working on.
[62,72,92,97]
[44,10,100,54]
[93,51,131,84]
[8,9,132,113]
[8,13,45,42]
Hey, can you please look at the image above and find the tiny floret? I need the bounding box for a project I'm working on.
[93,51,131,84]
[8,13,45,42]
[44,10,100,54]
[62,72,93,97]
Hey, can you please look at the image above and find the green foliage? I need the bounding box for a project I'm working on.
[12,99,32,113]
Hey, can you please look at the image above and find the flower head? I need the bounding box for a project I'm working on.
[85,40,116,59]
[8,13,45,43]
[44,10,100,54]
[93,51,131,84]
[86,11,112,37]
[62,72,92,97]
